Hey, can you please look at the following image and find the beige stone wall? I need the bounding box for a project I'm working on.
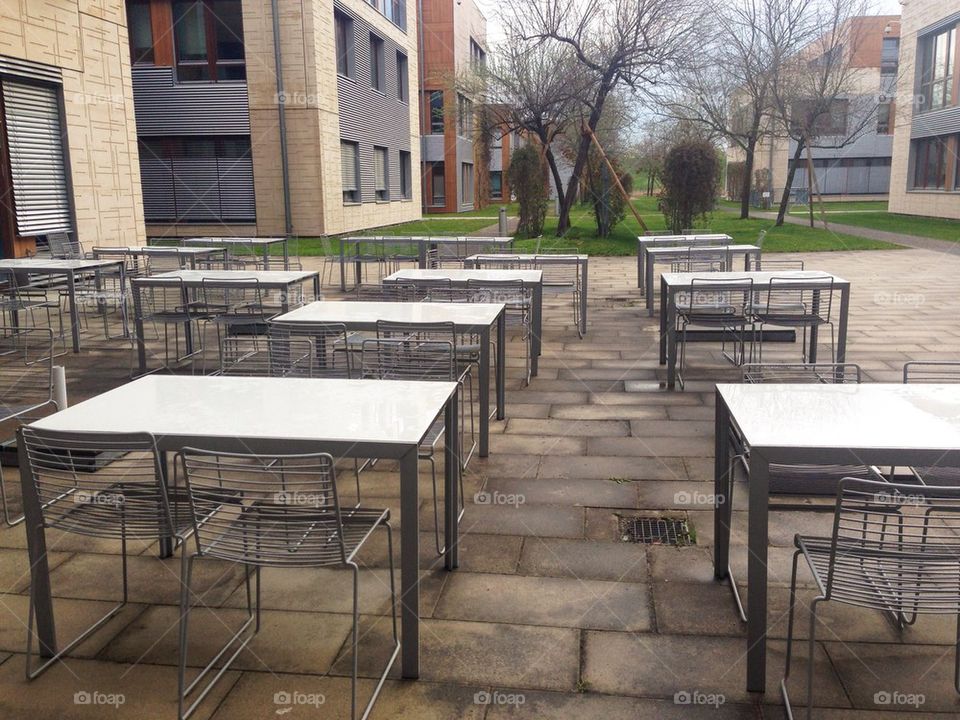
[0,0,145,251]
[888,0,960,219]
[244,0,421,238]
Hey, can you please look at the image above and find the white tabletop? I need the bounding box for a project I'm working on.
[186,237,286,246]
[647,244,759,256]
[137,269,317,284]
[718,383,960,452]
[385,268,543,283]
[32,375,457,448]
[661,270,847,286]
[426,237,513,244]
[0,258,121,271]
[639,234,732,243]
[273,300,504,327]
[113,246,220,255]
[466,253,587,261]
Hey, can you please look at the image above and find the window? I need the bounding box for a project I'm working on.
[919,27,956,112]
[457,94,473,137]
[913,135,949,189]
[490,131,502,149]
[127,0,155,64]
[370,34,385,91]
[172,0,246,82]
[429,90,444,134]
[470,39,486,69]
[374,146,389,201]
[876,102,892,134]
[335,11,353,78]
[792,98,848,136]
[880,36,899,76]
[396,51,408,102]
[399,150,412,199]
[461,162,474,205]
[341,141,360,203]
[430,162,445,205]
[490,171,503,199]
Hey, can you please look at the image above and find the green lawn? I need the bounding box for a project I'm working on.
[800,211,960,241]
[789,200,889,213]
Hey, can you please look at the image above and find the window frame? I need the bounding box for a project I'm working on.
[127,0,156,65]
[457,94,473,138]
[429,161,445,206]
[335,10,354,79]
[369,33,385,93]
[399,150,412,199]
[171,0,246,84]
[341,140,361,204]
[460,161,474,205]
[912,135,949,189]
[374,145,389,201]
[489,170,503,200]
[429,90,444,134]
[918,26,957,113]
[396,50,408,103]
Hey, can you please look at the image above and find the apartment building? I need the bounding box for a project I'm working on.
[419,0,487,213]
[727,15,900,202]
[0,1,145,258]
[126,0,420,237]
[888,1,960,219]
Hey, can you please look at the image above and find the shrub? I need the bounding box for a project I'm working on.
[585,153,633,237]
[507,145,549,237]
[659,140,719,233]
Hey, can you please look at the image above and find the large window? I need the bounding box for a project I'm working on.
[335,11,354,78]
[490,171,503,200]
[457,94,473,137]
[172,0,246,82]
[919,27,956,111]
[396,51,408,102]
[127,0,155,64]
[470,39,486,69]
[341,140,360,203]
[880,36,899,76]
[374,146,389,201]
[399,151,412,199]
[913,135,950,189]
[429,90,444,134]
[461,162,474,205]
[369,33,385,92]
[792,99,848,136]
[430,162,445,206]
[876,102,892,135]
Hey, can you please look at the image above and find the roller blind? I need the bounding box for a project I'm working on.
[374,147,387,192]
[340,141,358,191]
[2,79,71,236]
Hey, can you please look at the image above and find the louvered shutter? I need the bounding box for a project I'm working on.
[341,142,357,192]
[2,80,71,236]
[374,147,386,192]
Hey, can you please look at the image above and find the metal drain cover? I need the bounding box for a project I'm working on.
[618,515,694,546]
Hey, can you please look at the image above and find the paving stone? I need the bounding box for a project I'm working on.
[517,538,647,582]
[506,418,631,437]
[538,455,687,481]
[482,476,638,508]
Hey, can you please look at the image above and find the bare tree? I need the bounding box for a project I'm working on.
[501,0,703,235]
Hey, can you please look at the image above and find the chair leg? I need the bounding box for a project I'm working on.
[0,462,25,527]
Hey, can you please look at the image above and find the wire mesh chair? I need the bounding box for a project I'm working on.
[670,246,728,273]
[135,279,211,371]
[175,449,397,720]
[267,320,354,378]
[67,264,129,341]
[20,427,192,679]
[534,255,582,338]
[0,328,59,526]
[750,275,835,364]
[92,248,147,279]
[755,258,804,271]
[466,278,532,386]
[146,252,190,275]
[0,270,65,345]
[349,283,416,302]
[469,255,524,270]
[217,334,315,378]
[643,230,674,237]
[682,228,713,235]
[200,278,274,372]
[676,278,753,388]
[900,362,960,486]
[402,277,453,301]
[360,337,466,555]
[536,246,579,255]
[46,232,88,259]
[782,478,960,720]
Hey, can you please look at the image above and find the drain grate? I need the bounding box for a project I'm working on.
[618,515,694,546]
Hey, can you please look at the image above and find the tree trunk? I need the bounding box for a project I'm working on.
[775,139,805,226]
[557,82,612,235]
[739,134,758,220]
[544,146,565,206]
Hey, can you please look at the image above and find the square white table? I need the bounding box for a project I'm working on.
[0,258,127,352]
[272,300,506,456]
[636,234,732,292]
[182,237,289,270]
[714,382,960,693]
[644,245,761,315]
[93,245,226,270]
[21,375,459,680]
[659,271,851,389]
[384,268,544,376]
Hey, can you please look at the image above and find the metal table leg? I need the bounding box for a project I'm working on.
[646,254,656,316]
[637,240,643,291]
[531,282,542,377]
[399,448,420,679]
[66,270,81,352]
[714,391,732,580]
[444,390,459,570]
[580,259,588,335]
[746,448,770,693]
[666,285,678,388]
[339,239,347,292]
[479,324,491,457]
[496,311,506,421]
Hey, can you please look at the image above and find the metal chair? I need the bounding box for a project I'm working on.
[534,255,582,339]
[470,255,525,270]
[175,449,397,720]
[782,478,960,720]
[361,337,466,555]
[349,283,416,302]
[682,228,712,235]
[146,252,190,275]
[755,258,804,271]
[676,278,753,388]
[19,427,192,678]
[200,278,273,372]
[92,247,146,279]
[135,278,211,371]
[0,270,65,345]
[750,275,835,364]
[900,362,960,485]
[670,246,728,274]
[0,328,59,526]
[404,277,453,301]
[217,334,315,378]
[267,320,354,378]
[466,278,532,386]
[46,232,88,259]
[643,230,673,237]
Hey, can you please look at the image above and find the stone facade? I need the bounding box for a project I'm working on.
[0,0,145,255]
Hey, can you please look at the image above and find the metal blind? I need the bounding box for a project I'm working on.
[374,147,387,192]
[341,141,358,191]
[2,80,71,236]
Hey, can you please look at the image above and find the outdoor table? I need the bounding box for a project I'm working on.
[464,253,589,336]
[337,237,515,291]
[714,382,960,693]
[658,270,850,389]
[0,258,127,352]
[181,236,289,270]
[92,246,225,270]
[384,268,544,377]
[644,245,762,315]
[130,269,320,373]
[272,300,506,457]
[636,234,732,292]
[21,375,458,680]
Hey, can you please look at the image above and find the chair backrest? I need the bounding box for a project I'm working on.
[826,478,960,612]
[19,427,175,539]
[643,230,673,237]
[756,229,767,249]
[360,337,457,381]
[682,228,712,235]
[350,283,414,302]
[471,255,522,269]
[401,277,452,300]
[755,257,803,271]
[267,321,352,377]
[533,255,579,287]
[47,233,83,259]
[422,286,475,303]
[146,252,188,274]
[536,246,579,255]
[743,362,861,384]
[218,334,316,377]
[92,247,143,276]
[682,247,728,273]
[903,361,960,384]
[687,277,752,315]
[761,275,834,320]
[178,449,348,565]
[465,278,530,306]
[201,277,263,314]
[376,319,457,348]
[0,327,56,419]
